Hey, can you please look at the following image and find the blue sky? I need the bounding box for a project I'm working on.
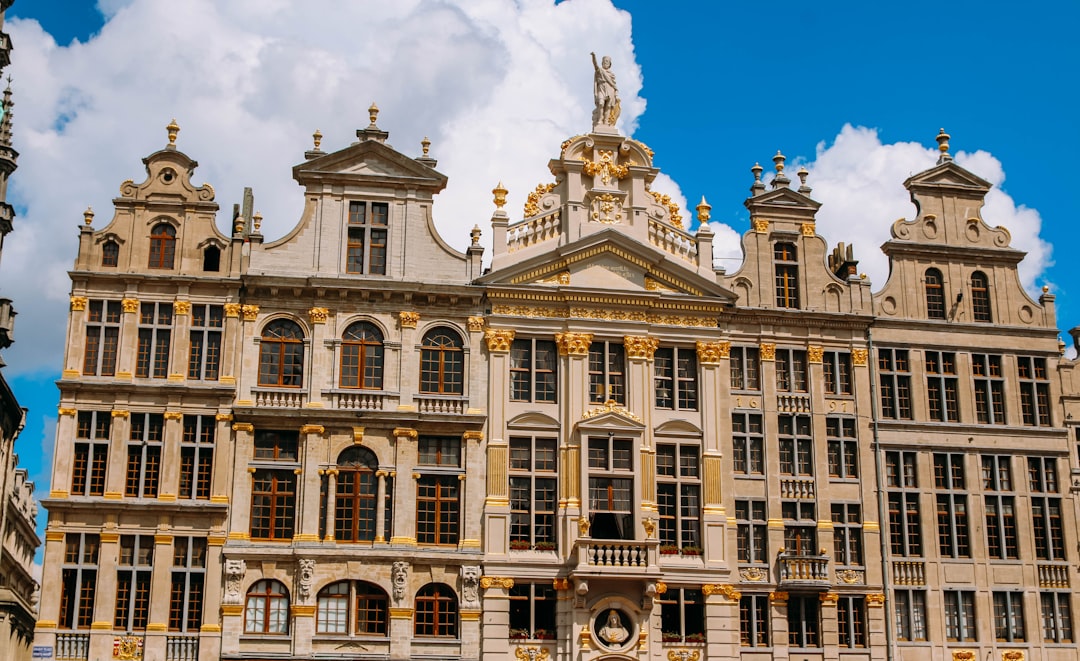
[3,1,1077,552]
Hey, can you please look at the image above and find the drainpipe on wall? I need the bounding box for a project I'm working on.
[866,327,895,661]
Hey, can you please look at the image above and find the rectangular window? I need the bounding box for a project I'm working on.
[418,436,461,467]
[944,591,977,642]
[878,348,912,419]
[993,591,1026,642]
[83,300,122,376]
[125,413,164,498]
[346,201,389,275]
[1031,496,1065,561]
[775,349,808,393]
[983,455,1018,559]
[823,351,852,395]
[135,302,173,379]
[508,583,557,640]
[782,501,817,555]
[73,411,110,497]
[588,435,634,539]
[180,415,215,500]
[658,588,705,643]
[187,304,223,380]
[169,537,206,632]
[588,341,625,404]
[826,417,858,479]
[886,451,921,557]
[115,535,154,631]
[654,347,698,410]
[787,595,820,647]
[510,339,557,403]
[1018,356,1052,426]
[739,595,769,647]
[736,500,767,564]
[60,534,99,629]
[656,443,701,550]
[509,436,557,549]
[972,353,1006,424]
[832,503,863,566]
[925,350,959,422]
[416,475,459,545]
[934,453,970,558]
[894,589,927,642]
[837,596,866,648]
[254,430,299,461]
[250,470,296,540]
[1041,592,1073,643]
[774,242,800,309]
[732,412,763,475]
[730,346,760,391]
[778,414,813,476]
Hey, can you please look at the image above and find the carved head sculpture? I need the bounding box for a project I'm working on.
[391,561,408,601]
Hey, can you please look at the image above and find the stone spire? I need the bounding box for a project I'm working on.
[0,81,12,149]
[936,128,952,165]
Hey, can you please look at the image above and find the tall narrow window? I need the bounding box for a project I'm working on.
[59,533,99,629]
[102,240,120,267]
[925,350,959,422]
[993,591,1025,642]
[654,347,698,410]
[787,595,820,647]
[971,271,992,322]
[878,349,912,419]
[201,245,220,272]
[510,338,557,403]
[774,242,799,309]
[656,443,701,550]
[823,351,852,395]
[416,436,462,546]
[258,319,305,387]
[782,501,817,555]
[973,354,1006,424]
[732,412,764,475]
[1029,457,1065,560]
[1018,356,1051,426]
[983,455,1018,559]
[730,346,760,391]
[136,302,173,379]
[250,470,297,540]
[420,327,464,395]
[924,268,945,319]
[509,436,557,550]
[187,304,223,381]
[414,584,457,638]
[832,503,863,566]
[1041,592,1073,643]
[169,537,206,632]
[334,447,379,542]
[72,411,110,497]
[658,588,705,643]
[588,340,625,404]
[245,580,289,634]
[148,223,176,269]
[894,590,928,641]
[346,201,389,275]
[736,500,767,564]
[126,413,164,498]
[509,583,556,640]
[944,591,977,642]
[826,417,858,479]
[83,300,122,376]
[114,535,154,631]
[775,349,808,393]
[934,453,970,558]
[180,415,214,500]
[587,435,634,540]
[778,414,813,476]
[837,596,866,648]
[340,321,384,389]
[739,595,769,647]
[886,451,922,556]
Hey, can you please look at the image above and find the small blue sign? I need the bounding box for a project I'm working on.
[32,646,53,659]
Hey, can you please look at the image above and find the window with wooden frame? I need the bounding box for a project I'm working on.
[778,414,813,476]
[315,580,388,636]
[736,499,767,564]
[60,533,99,629]
[102,239,120,267]
[993,591,1025,642]
[739,594,769,647]
[823,351,852,395]
[148,222,176,269]
[125,413,164,498]
[775,348,808,393]
[972,354,1006,424]
[944,591,977,642]
[782,501,817,555]
[509,436,557,550]
[587,434,634,540]
[894,590,927,641]
[971,271,992,322]
[510,338,557,403]
[169,537,206,632]
[658,588,705,643]
[254,429,299,461]
[787,594,820,647]
[258,319,305,387]
[1018,356,1051,426]
[588,340,625,404]
[878,348,912,419]
[73,411,110,497]
[826,417,858,479]
[925,268,945,319]
[831,503,863,567]
[250,470,297,540]
[1029,457,1065,561]
[332,446,379,543]
[414,584,458,638]
[419,327,464,395]
[656,442,701,550]
[837,596,866,648]
[136,302,172,378]
[1040,592,1073,643]
[416,436,462,546]
[114,535,154,631]
[339,321,384,389]
[729,346,760,391]
[244,580,289,634]
[886,451,922,557]
[983,455,1018,559]
[925,350,959,422]
[732,411,764,475]
[654,347,698,410]
[83,300,121,376]
[774,242,800,309]
[345,201,389,275]
[508,582,556,640]
[187,304,223,381]
[934,453,970,558]
[180,415,214,500]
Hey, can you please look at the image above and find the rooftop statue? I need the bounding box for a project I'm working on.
[591,52,620,127]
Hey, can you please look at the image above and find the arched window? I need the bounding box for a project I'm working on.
[774,242,799,309]
[420,328,464,395]
[925,268,945,319]
[971,271,992,322]
[258,319,305,387]
[245,580,289,634]
[316,580,388,635]
[414,583,458,638]
[148,223,176,269]
[202,245,220,272]
[102,240,119,267]
[334,447,379,542]
[340,322,384,389]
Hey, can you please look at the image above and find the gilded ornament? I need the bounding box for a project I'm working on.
[515,647,551,661]
[1002,652,1024,661]
[479,576,515,590]
[113,635,144,660]
[701,584,740,601]
[308,307,330,324]
[215,413,233,422]
[696,196,711,224]
[695,341,729,365]
[240,304,259,321]
[641,517,656,538]
[769,591,789,604]
[83,207,95,226]
[393,427,418,439]
[752,218,769,233]
[484,329,515,353]
[578,516,591,536]
[819,592,839,605]
[399,311,420,329]
[111,410,129,418]
[231,422,254,433]
[654,580,667,595]
[623,335,659,360]
[648,190,683,228]
[492,181,508,209]
[836,569,863,584]
[582,150,629,186]
[801,222,815,236]
[591,192,622,224]
[951,652,976,661]
[807,346,824,363]
[121,298,139,314]
[166,118,180,146]
[667,651,700,661]
[466,316,485,332]
[69,296,89,311]
[163,411,183,421]
[552,578,570,591]
[299,424,325,435]
[739,567,768,582]
[866,593,885,607]
[581,399,643,423]
[524,182,557,217]
[173,300,191,315]
[57,407,78,417]
[555,332,593,356]
[224,303,242,318]
[851,348,868,366]
[759,343,776,361]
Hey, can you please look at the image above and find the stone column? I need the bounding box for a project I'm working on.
[374,470,388,543]
[769,591,790,661]
[115,296,140,380]
[201,534,226,644]
[624,335,657,534]
[104,409,130,501]
[34,530,66,633]
[220,303,242,389]
[306,307,330,407]
[143,531,175,660]
[158,411,184,501]
[478,577,513,658]
[210,414,233,506]
[396,312,421,410]
[219,559,247,656]
[388,599,414,661]
[171,299,192,383]
[88,531,120,661]
[482,327,512,555]
[236,305,260,405]
[63,295,90,378]
[697,341,729,565]
[389,428,418,546]
[461,430,485,551]
[227,423,255,540]
[296,425,326,542]
[820,592,840,661]
[51,408,78,497]
[322,469,337,541]
[555,332,591,545]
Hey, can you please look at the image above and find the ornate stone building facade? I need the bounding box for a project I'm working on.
[32,68,1080,661]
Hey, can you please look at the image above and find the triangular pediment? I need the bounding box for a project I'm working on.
[745,186,821,212]
[904,161,991,192]
[576,401,646,431]
[292,140,447,190]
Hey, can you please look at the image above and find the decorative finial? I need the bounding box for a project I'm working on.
[696,196,711,224]
[166,118,180,146]
[234,218,244,235]
[750,162,766,195]
[936,128,952,163]
[312,129,322,151]
[421,136,431,156]
[368,102,379,126]
[797,166,811,194]
[1042,284,1050,294]
[253,211,263,232]
[83,206,94,226]
[470,225,481,245]
[492,181,508,210]
[773,150,786,173]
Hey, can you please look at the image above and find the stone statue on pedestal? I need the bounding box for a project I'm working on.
[591,52,620,127]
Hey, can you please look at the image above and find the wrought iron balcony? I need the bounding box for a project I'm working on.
[777,551,829,589]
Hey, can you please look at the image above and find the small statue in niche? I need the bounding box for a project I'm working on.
[591,52,620,127]
[598,608,629,645]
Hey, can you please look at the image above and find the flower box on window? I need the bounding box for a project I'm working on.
[661,632,683,643]
[659,544,680,555]
[533,541,556,552]
[509,539,531,551]
[509,628,530,640]
[685,632,706,643]
[680,546,702,556]
[533,629,555,640]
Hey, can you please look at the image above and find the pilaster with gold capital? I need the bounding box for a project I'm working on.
[103,407,132,497]
[50,411,79,497]
[64,295,91,376]
[114,295,141,379]
[396,313,421,410]
[156,409,185,500]
[35,529,69,632]
[298,422,326,545]
[92,532,122,633]
[227,422,257,536]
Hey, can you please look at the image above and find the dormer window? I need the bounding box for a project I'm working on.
[202,245,220,272]
[346,201,388,275]
[102,240,120,267]
[925,268,945,319]
[774,242,799,309]
[971,271,991,322]
[149,223,176,269]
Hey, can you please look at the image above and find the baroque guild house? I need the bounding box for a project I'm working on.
[32,58,1080,661]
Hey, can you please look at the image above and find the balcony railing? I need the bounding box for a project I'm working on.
[779,477,815,500]
[1038,563,1070,588]
[507,210,562,252]
[777,552,829,589]
[251,387,307,408]
[55,633,90,661]
[324,389,396,411]
[415,394,469,415]
[892,561,926,586]
[166,634,200,660]
[777,394,812,413]
[576,538,658,572]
